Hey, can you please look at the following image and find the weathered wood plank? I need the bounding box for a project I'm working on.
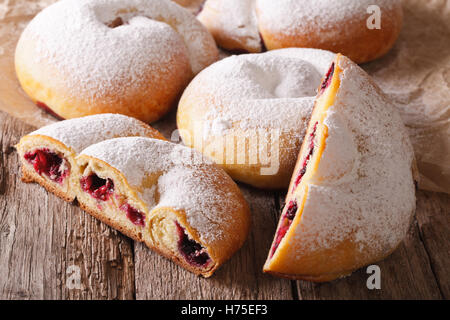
[0,111,135,299]
[415,190,450,298]
[134,187,294,300]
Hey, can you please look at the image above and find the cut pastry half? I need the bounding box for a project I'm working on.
[15,114,165,202]
[263,54,417,282]
[75,137,251,277]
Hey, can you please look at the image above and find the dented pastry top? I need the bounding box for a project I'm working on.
[293,56,415,255]
[182,48,334,135]
[27,113,163,153]
[18,0,218,102]
[79,137,246,244]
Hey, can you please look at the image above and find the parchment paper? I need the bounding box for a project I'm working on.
[0,0,449,194]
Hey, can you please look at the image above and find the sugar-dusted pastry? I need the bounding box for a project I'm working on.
[264,54,417,281]
[198,0,403,63]
[76,137,251,276]
[15,0,218,122]
[15,114,165,202]
[177,48,335,189]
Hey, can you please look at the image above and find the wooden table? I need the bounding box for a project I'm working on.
[0,110,448,300]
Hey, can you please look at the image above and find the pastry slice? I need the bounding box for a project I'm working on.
[75,137,251,277]
[15,114,165,202]
[264,54,417,282]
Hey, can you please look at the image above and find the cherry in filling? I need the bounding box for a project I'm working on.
[80,174,114,201]
[319,62,335,95]
[24,148,69,184]
[120,203,145,227]
[293,122,318,189]
[271,200,298,257]
[175,221,211,267]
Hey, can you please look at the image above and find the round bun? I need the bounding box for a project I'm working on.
[15,114,165,202]
[15,0,218,122]
[198,0,403,63]
[177,48,335,189]
[263,55,417,281]
[76,137,251,277]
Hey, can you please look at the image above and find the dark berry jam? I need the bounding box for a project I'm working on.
[270,200,298,257]
[120,203,145,227]
[36,101,64,120]
[319,62,335,95]
[24,148,69,184]
[293,122,318,189]
[175,221,211,267]
[80,174,114,201]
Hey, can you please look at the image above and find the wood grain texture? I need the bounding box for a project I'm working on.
[0,110,448,299]
[415,190,450,298]
[0,112,135,299]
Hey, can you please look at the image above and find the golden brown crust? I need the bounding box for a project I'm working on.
[15,51,192,123]
[21,163,75,203]
[258,4,403,64]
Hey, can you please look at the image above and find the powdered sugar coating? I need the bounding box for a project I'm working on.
[17,0,218,102]
[199,0,400,55]
[178,48,334,186]
[197,0,260,52]
[256,0,398,36]
[29,113,162,153]
[196,49,334,131]
[290,57,416,259]
[80,137,247,245]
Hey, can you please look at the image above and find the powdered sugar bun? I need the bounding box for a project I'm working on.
[198,0,403,63]
[15,0,218,122]
[76,137,250,277]
[263,55,417,282]
[16,114,165,202]
[177,48,335,189]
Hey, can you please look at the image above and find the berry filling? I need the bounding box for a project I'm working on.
[270,200,298,257]
[319,62,335,95]
[24,148,69,184]
[293,122,318,189]
[175,221,211,267]
[36,101,64,120]
[80,174,114,201]
[120,203,145,227]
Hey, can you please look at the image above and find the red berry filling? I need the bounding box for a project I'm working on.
[24,148,69,184]
[319,62,335,95]
[80,174,114,201]
[120,203,145,227]
[270,200,298,257]
[293,122,318,189]
[36,101,64,120]
[175,221,211,267]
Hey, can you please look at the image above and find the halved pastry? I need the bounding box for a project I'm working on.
[15,114,165,202]
[263,54,417,282]
[76,137,251,277]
